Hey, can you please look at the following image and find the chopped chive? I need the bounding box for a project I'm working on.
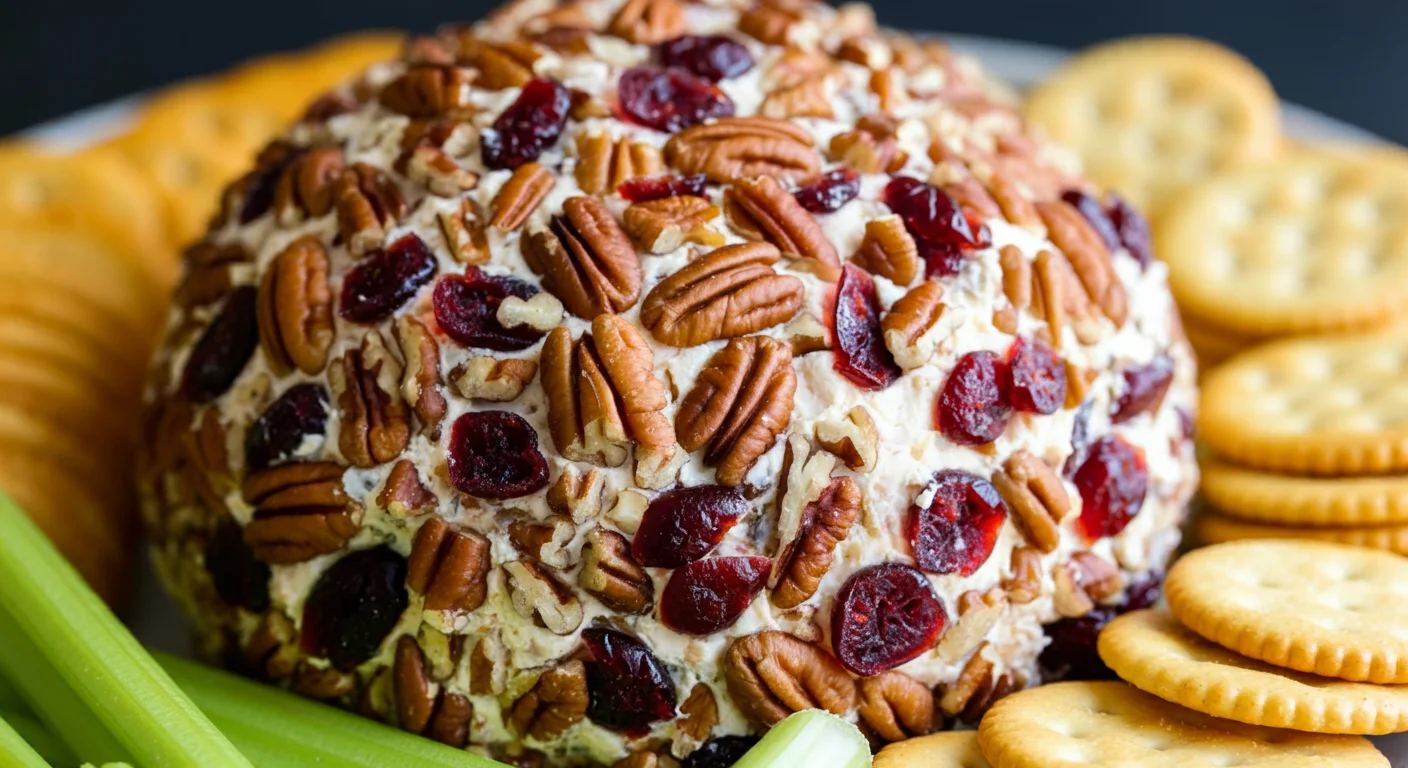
[0,711,51,768]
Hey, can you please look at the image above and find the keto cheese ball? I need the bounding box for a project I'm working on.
[139,0,1198,764]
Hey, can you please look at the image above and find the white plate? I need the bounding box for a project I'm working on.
[24,32,1405,765]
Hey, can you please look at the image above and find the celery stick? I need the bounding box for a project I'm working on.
[732,709,872,768]
[0,712,50,768]
[0,493,251,768]
[1,707,77,767]
[156,653,508,768]
[0,673,24,717]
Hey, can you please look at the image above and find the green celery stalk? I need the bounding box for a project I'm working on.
[0,493,251,768]
[733,709,872,768]
[0,711,51,768]
[0,673,25,718]
[0,707,77,767]
[156,653,508,768]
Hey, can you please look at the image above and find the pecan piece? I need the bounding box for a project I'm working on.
[881,281,950,370]
[991,451,1071,554]
[245,611,299,680]
[394,635,472,747]
[438,198,490,265]
[408,517,491,613]
[274,146,345,222]
[469,631,507,695]
[725,176,840,280]
[639,242,804,347]
[177,241,248,308]
[675,336,796,486]
[1053,562,1095,618]
[998,244,1031,327]
[404,145,479,197]
[1002,546,1042,604]
[987,171,1041,230]
[578,526,652,614]
[623,196,725,254]
[395,316,446,436]
[830,116,905,176]
[329,332,410,468]
[522,195,642,318]
[547,466,604,523]
[608,0,684,44]
[377,459,436,517]
[761,78,834,120]
[939,643,994,717]
[509,661,588,741]
[256,236,335,376]
[497,292,566,333]
[1037,200,1127,328]
[937,588,1007,663]
[678,683,719,742]
[336,163,407,257]
[772,444,859,609]
[449,356,538,402]
[379,64,474,118]
[850,215,918,286]
[857,671,936,743]
[242,462,360,564]
[293,662,357,701]
[504,560,584,635]
[458,38,539,90]
[739,5,797,45]
[1072,550,1125,604]
[574,133,662,196]
[665,117,820,185]
[509,515,576,569]
[724,631,857,727]
[492,162,556,232]
[1033,248,1102,349]
[814,406,878,473]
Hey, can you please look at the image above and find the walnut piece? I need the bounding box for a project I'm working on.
[578,527,653,614]
[450,356,539,402]
[522,195,641,318]
[724,631,857,727]
[664,117,820,185]
[510,661,589,741]
[675,336,796,486]
[814,405,878,473]
[256,236,334,376]
[623,195,725,254]
[857,670,936,744]
[504,560,584,635]
[243,462,360,564]
[725,175,841,280]
[407,517,491,613]
[640,242,805,347]
[991,451,1071,554]
[882,281,950,370]
[329,331,410,468]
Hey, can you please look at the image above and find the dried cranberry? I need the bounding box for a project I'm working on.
[794,169,860,213]
[937,351,1012,445]
[446,411,549,500]
[1112,355,1174,424]
[632,485,747,568]
[658,35,754,82]
[1040,571,1162,681]
[1063,400,1094,480]
[1176,406,1196,440]
[908,471,1007,576]
[1060,190,1120,251]
[660,556,770,635]
[432,268,544,351]
[619,173,708,202]
[205,518,269,612]
[1072,435,1147,541]
[1107,193,1152,268]
[885,176,987,248]
[1006,338,1067,415]
[481,78,571,170]
[832,563,945,677]
[339,233,437,323]
[301,546,408,670]
[832,264,900,390]
[683,736,760,768]
[183,286,259,403]
[618,66,734,133]
[244,383,328,471]
[582,628,678,733]
[236,149,300,224]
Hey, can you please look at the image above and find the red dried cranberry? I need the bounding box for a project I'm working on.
[236,148,301,224]
[937,351,1012,445]
[245,383,328,471]
[884,176,986,248]
[908,470,1007,576]
[658,35,754,82]
[183,286,259,403]
[632,485,747,568]
[832,563,945,677]
[1107,193,1152,268]
[301,546,408,670]
[1060,190,1120,251]
[1111,354,1174,424]
[1063,400,1095,480]
[660,556,770,635]
[619,173,708,202]
[582,628,678,733]
[1176,406,1196,440]
[1072,435,1147,541]
[832,264,900,390]
[339,233,437,323]
[794,169,860,213]
[481,78,572,170]
[683,736,761,768]
[1006,338,1067,415]
[618,66,734,133]
[1040,571,1162,682]
[205,518,270,612]
[432,268,544,351]
[446,411,549,499]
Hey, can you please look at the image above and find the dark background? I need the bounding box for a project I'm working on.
[1,1,1402,142]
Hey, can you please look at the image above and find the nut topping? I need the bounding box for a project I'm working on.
[245,611,299,680]
[522,195,642,318]
[457,38,539,90]
[724,630,857,727]
[404,145,479,197]
[850,215,919,286]
[675,336,796,486]
[1072,550,1126,604]
[1032,248,1101,349]
[509,660,589,741]
[992,451,1071,554]
[724,176,841,280]
[578,526,653,614]
[377,459,437,517]
[491,162,556,232]
[1037,200,1127,328]
[814,405,878,473]
[496,293,566,333]
[450,357,538,402]
[468,631,507,695]
[939,643,1007,720]
[503,560,584,635]
[546,466,604,523]
[395,316,446,436]
[937,587,1007,663]
[379,64,475,118]
[739,5,797,45]
[772,471,860,609]
[177,241,248,308]
[437,198,491,265]
[274,146,344,222]
[329,332,410,468]
[256,236,334,376]
[623,195,725,254]
[857,671,936,743]
[394,635,472,747]
[881,281,950,371]
[1052,562,1095,618]
[242,461,360,564]
[574,133,663,196]
[336,163,407,257]
[664,117,820,185]
[607,0,684,44]
[407,517,491,613]
[678,683,719,742]
[760,78,834,120]
[508,515,577,569]
[1002,546,1042,604]
[639,242,805,347]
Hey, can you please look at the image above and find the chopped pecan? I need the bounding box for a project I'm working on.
[623,195,725,254]
[938,588,1007,663]
[329,332,410,468]
[605,489,648,533]
[177,241,248,308]
[1072,550,1125,604]
[739,5,797,45]
[274,146,345,222]
[245,611,299,680]
[1032,249,1102,349]
[987,171,1041,230]
[415,623,459,682]
[814,405,878,473]
[939,643,995,717]
[724,176,840,280]
[678,683,719,742]
[358,668,394,722]
[608,0,683,43]
[574,133,663,196]
[1002,546,1042,604]
[497,293,566,333]
[961,669,1017,724]
[614,752,677,768]
[857,671,936,743]
[869,68,906,114]
[458,38,539,90]
[761,78,834,120]
[408,517,491,613]
[504,560,584,635]
[838,35,891,69]
[509,661,588,740]
[449,357,538,401]
[394,635,472,747]
[767,48,834,90]
[242,462,360,564]
[522,195,642,318]
[336,163,407,257]
[724,631,857,727]
[405,145,479,197]
[772,449,859,609]
[578,526,652,614]
[881,281,950,370]
[379,64,475,118]
[378,459,437,517]
[492,162,555,232]
[547,466,604,523]
[999,244,1031,318]
[1065,360,1094,408]
[469,631,507,695]
[675,336,796,486]
[509,515,576,568]
[398,119,474,170]
[640,242,804,347]
[1052,562,1095,618]
[850,216,918,286]
[829,124,902,175]
[256,236,334,376]
[292,662,357,700]
[665,117,820,185]
[1037,201,1126,328]
[936,168,1001,222]
[395,316,446,436]
[992,451,1070,554]
[783,314,829,357]
[438,198,491,264]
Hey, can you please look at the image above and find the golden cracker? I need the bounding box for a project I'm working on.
[1100,609,1408,734]
[222,31,401,121]
[1167,539,1408,684]
[1202,458,1408,526]
[873,730,991,768]
[1179,312,1257,372]
[1200,333,1408,475]
[1192,510,1408,555]
[0,228,163,337]
[1024,36,1280,213]
[976,680,1384,768]
[0,349,139,453]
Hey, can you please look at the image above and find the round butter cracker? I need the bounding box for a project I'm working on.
[1193,510,1408,555]
[874,730,990,768]
[1202,458,1408,526]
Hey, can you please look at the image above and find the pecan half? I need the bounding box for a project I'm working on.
[177,241,248,308]
[509,515,576,569]
[450,357,538,401]
[492,162,555,232]
[256,236,334,376]
[504,560,584,635]
[939,643,994,717]
[336,163,407,257]
[547,467,604,523]
[578,526,652,614]
[575,133,663,196]
[395,316,446,436]
[1033,249,1102,349]
[509,660,588,741]
[850,215,918,285]
[857,671,936,744]
[739,5,797,45]
[992,451,1070,554]
[772,456,859,609]
[987,171,1041,230]
[458,38,539,90]
[814,405,878,473]
[394,635,472,747]
[676,336,796,486]
[438,198,490,264]
[725,176,840,280]
[665,118,820,185]
[469,631,507,695]
[379,64,474,118]
[760,78,833,120]
[998,244,1031,326]
[330,332,410,468]
[1002,546,1042,604]
[405,145,479,197]
[1072,550,1125,604]
[274,146,345,222]
[608,0,683,43]
[292,662,356,701]
[678,683,719,743]
[938,588,1007,663]
[408,517,491,613]
[881,281,950,370]
[724,631,857,727]
[1037,201,1127,328]
[639,242,804,347]
[378,459,437,517]
[623,196,725,254]
[242,462,360,564]
[522,195,641,318]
